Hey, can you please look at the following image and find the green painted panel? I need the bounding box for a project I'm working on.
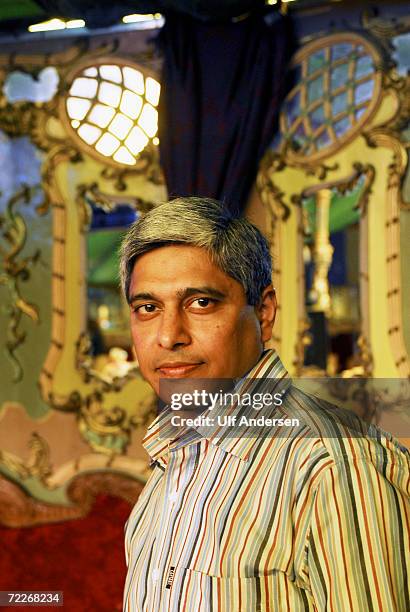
[0,134,52,419]
[87,229,124,286]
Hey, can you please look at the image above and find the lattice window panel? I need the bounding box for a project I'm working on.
[65,62,160,167]
[279,34,382,161]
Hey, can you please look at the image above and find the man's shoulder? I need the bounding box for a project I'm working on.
[282,384,410,478]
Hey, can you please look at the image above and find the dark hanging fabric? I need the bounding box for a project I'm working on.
[158,10,291,214]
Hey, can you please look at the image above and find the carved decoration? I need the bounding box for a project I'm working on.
[0,185,42,381]
[75,182,156,233]
[46,383,155,456]
[361,11,410,44]
[381,71,410,135]
[0,101,34,138]
[290,163,376,222]
[0,433,52,483]
[75,332,139,391]
[100,145,165,191]
[43,332,156,454]
[78,390,155,456]
[257,163,291,225]
[37,144,82,216]
[0,471,143,528]
[261,149,340,187]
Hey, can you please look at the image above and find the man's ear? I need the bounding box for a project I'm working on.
[255,285,277,343]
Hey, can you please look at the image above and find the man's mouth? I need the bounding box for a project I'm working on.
[156,362,203,377]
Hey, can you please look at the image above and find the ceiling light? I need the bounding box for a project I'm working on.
[28,18,66,32]
[66,19,86,29]
[122,14,162,24]
[28,17,85,33]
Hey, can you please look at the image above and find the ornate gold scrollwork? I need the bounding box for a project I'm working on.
[100,145,165,191]
[0,185,42,381]
[37,144,82,217]
[0,100,34,138]
[47,372,155,456]
[75,331,139,391]
[77,390,155,457]
[257,162,290,226]
[362,11,410,43]
[78,391,133,456]
[75,182,156,233]
[337,162,375,216]
[47,391,82,413]
[0,432,52,483]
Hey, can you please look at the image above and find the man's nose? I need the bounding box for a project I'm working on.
[157,310,191,349]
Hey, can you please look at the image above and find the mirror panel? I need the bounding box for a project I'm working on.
[86,202,137,382]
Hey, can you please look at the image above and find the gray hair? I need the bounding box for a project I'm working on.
[120,197,272,305]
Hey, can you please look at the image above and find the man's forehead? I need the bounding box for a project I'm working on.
[131,245,229,282]
[129,285,228,304]
[129,245,245,300]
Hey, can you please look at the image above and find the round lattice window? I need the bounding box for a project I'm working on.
[280,33,382,162]
[63,60,160,167]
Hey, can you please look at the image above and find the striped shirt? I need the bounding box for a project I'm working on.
[123,350,410,611]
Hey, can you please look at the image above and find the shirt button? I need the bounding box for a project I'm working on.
[169,491,178,503]
[152,569,160,582]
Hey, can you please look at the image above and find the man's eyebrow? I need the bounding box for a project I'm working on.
[176,286,227,300]
[129,287,226,304]
[129,292,157,304]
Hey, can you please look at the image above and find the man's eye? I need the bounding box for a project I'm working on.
[190,298,215,309]
[134,304,157,314]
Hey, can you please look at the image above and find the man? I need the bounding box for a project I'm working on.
[121,197,409,611]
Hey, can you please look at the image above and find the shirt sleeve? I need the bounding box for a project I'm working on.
[305,452,410,611]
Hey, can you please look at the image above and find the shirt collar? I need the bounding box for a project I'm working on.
[143,349,291,464]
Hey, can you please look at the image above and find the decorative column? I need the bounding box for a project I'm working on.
[309,188,334,314]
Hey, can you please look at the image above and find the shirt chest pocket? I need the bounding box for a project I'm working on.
[167,567,314,612]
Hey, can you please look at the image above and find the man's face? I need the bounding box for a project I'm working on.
[128,244,275,396]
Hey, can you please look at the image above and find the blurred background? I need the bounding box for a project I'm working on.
[0,1,409,609]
